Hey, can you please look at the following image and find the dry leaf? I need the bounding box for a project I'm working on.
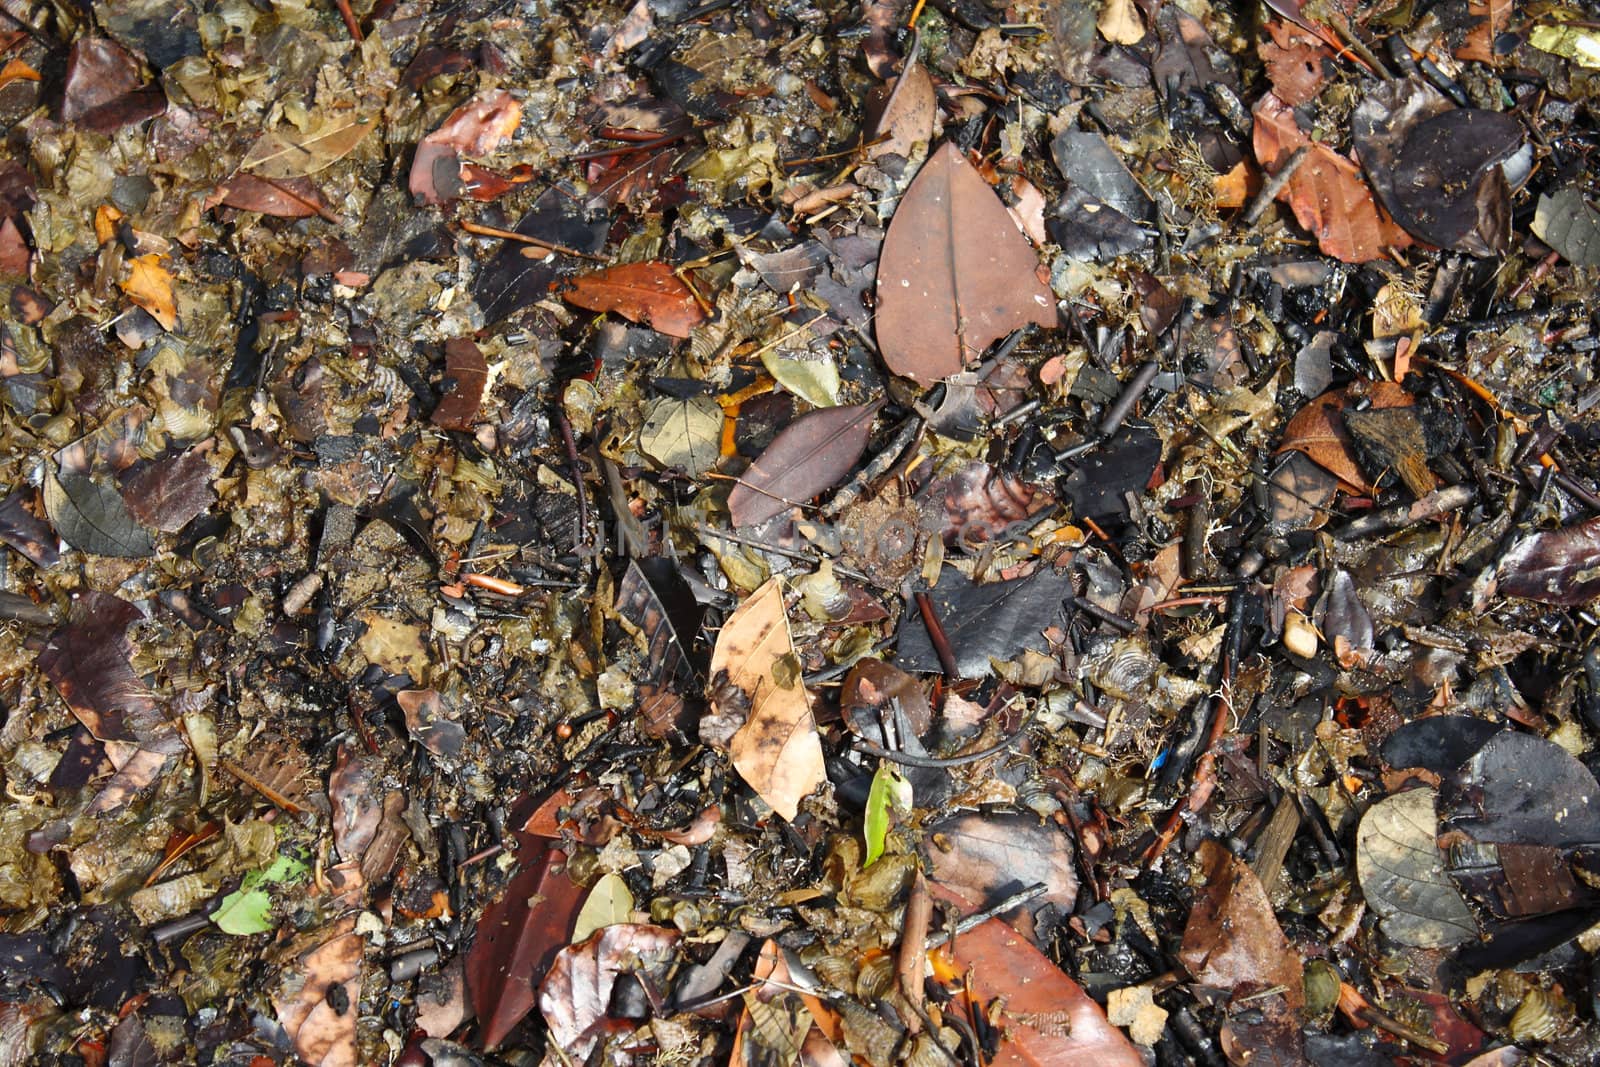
[1259,20,1326,106]
[1178,840,1305,1010]
[710,579,824,821]
[1252,93,1411,264]
[242,107,377,179]
[0,57,39,91]
[120,254,176,329]
[867,60,935,162]
[728,403,879,527]
[539,924,679,1062]
[875,143,1057,387]
[1098,0,1146,45]
[271,918,362,1067]
[564,261,707,339]
[431,338,489,431]
[409,89,523,205]
[212,174,337,220]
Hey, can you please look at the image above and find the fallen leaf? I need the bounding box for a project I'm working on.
[564,261,707,339]
[1252,92,1411,263]
[431,338,489,431]
[925,811,1077,941]
[1275,389,1370,492]
[728,402,878,527]
[468,835,589,1050]
[356,612,430,680]
[213,174,338,220]
[1356,788,1477,947]
[711,579,825,821]
[1497,516,1600,606]
[943,911,1144,1066]
[1458,0,1510,62]
[539,924,680,1062]
[1178,840,1305,1010]
[895,564,1074,678]
[0,57,39,91]
[572,872,635,943]
[1259,20,1326,106]
[1097,0,1145,45]
[875,143,1057,387]
[121,446,214,533]
[44,471,154,558]
[242,107,377,180]
[271,918,362,1067]
[409,90,522,205]
[866,58,935,162]
[639,395,723,476]
[119,254,176,330]
[1533,185,1600,268]
[37,592,160,742]
[60,38,164,132]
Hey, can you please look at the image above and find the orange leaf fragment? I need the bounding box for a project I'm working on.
[120,253,176,329]
[0,57,39,90]
[563,260,707,339]
[1252,92,1411,264]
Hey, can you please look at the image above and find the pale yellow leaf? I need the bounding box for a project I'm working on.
[1098,0,1145,45]
[242,109,377,179]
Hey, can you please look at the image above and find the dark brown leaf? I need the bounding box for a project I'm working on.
[61,38,164,132]
[874,143,1057,387]
[1498,517,1600,606]
[563,261,706,339]
[1259,20,1327,106]
[1178,840,1305,1010]
[728,403,878,528]
[431,338,489,431]
[0,488,58,568]
[37,592,159,743]
[122,446,214,533]
[213,174,338,220]
[925,812,1076,942]
[467,834,588,1050]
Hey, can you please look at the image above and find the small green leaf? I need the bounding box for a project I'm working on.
[864,763,912,867]
[211,852,309,935]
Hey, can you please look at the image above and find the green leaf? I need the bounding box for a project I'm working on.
[211,852,309,935]
[863,763,912,867]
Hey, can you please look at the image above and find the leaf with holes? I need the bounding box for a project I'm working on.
[875,143,1057,387]
[564,261,706,339]
[728,403,878,527]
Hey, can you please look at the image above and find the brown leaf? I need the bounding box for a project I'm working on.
[121,445,214,533]
[925,812,1076,943]
[60,38,164,132]
[38,592,161,743]
[329,740,384,865]
[563,261,706,339]
[1275,389,1368,493]
[943,911,1144,1066]
[1178,840,1305,1010]
[120,254,176,330]
[431,338,489,431]
[728,403,878,528]
[409,90,522,206]
[1259,20,1326,106]
[875,143,1057,387]
[1252,93,1411,264]
[242,107,377,180]
[467,834,588,1049]
[866,59,935,163]
[271,917,362,1067]
[711,579,825,821]
[0,57,39,92]
[539,924,680,1061]
[212,174,338,220]
[1497,516,1600,606]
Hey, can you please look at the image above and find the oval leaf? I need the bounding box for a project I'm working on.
[1356,788,1477,948]
[728,403,878,528]
[563,261,706,339]
[875,143,1057,387]
[45,472,154,558]
[1498,516,1600,606]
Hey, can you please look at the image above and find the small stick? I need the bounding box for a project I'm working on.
[926,883,1047,947]
[1332,483,1477,539]
[861,702,1037,769]
[333,0,363,39]
[914,591,961,678]
[457,219,607,262]
[1243,146,1308,227]
[1098,360,1160,437]
[462,572,526,597]
[897,871,931,1028]
[556,410,591,554]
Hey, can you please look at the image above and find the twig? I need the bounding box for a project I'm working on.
[861,702,1037,769]
[556,410,591,555]
[332,0,363,40]
[1243,146,1308,227]
[457,219,607,262]
[1332,483,1476,540]
[914,591,961,678]
[1098,360,1160,437]
[897,870,931,1027]
[926,883,1047,947]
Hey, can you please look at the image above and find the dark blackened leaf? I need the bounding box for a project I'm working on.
[0,488,59,567]
[467,834,588,1050]
[1440,731,1600,849]
[44,473,154,558]
[38,592,158,742]
[1266,451,1337,531]
[1343,405,1433,496]
[1533,185,1600,268]
[925,812,1076,942]
[122,447,214,533]
[1314,568,1373,666]
[1050,131,1154,224]
[475,191,607,323]
[60,38,165,132]
[1389,109,1522,254]
[395,689,466,760]
[1498,516,1600,606]
[1351,79,1452,228]
[615,559,702,687]
[1380,715,1501,776]
[896,565,1073,677]
[1047,188,1152,260]
[1060,421,1162,522]
[728,403,879,527]
[431,339,489,431]
[874,143,1057,387]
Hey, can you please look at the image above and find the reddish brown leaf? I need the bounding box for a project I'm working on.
[38,592,161,743]
[944,913,1144,1066]
[728,402,879,528]
[925,812,1076,943]
[122,446,214,533]
[1259,20,1327,106]
[213,174,337,219]
[1178,840,1305,1011]
[874,143,1057,387]
[563,261,706,339]
[467,834,588,1049]
[1252,93,1411,264]
[431,338,489,431]
[539,924,679,1061]
[1276,383,1413,493]
[271,917,362,1067]
[1497,516,1600,606]
[409,89,522,206]
[60,38,164,132]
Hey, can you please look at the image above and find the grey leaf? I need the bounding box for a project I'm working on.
[44,473,154,558]
[1356,788,1477,948]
